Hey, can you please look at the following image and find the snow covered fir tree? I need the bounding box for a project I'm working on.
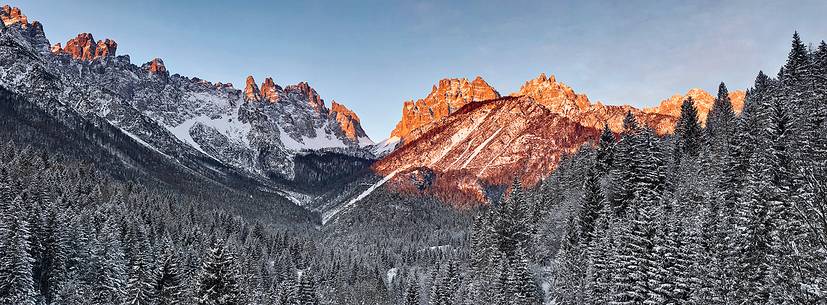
[0,3,826,304]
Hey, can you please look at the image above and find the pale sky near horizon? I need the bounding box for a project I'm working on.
[7,0,827,140]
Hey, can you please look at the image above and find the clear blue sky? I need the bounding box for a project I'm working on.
[8,0,827,140]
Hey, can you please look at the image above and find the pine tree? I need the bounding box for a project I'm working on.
[406,278,421,305]
[296,271,319,305]
[155,249,183,305]
[40,202,69,305]
[94,221,127,305]
[126,250,155,305]
[578,166,604,245]
[706,82,736,146]
[673,97,702,161]
[0,196,37,305]
[196,240,241,305]
[596,124,615,174]
[508,251,538,305]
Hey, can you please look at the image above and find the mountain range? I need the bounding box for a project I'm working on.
[0,5,746,219]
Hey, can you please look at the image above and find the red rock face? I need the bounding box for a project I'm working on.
[286,82,327,114]
[146,58,168,76]
[52,33,118,60]
[329,101,368,141]
[512,73,746,134]
[95,39,117,58]
[389,76,500,142]
[512,73,677,134]
[260,77,283,103]
[375,96,601,205]
[643,88,746,128]
[244,76,262,102]
[244,76,327,113]
[1,5,28,27]
[379,73,748,205]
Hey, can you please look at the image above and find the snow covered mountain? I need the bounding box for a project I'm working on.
[373,74,746,205]
[374,96,602,204]
[0,5,374,186]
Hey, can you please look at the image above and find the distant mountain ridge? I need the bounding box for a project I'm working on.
[0,3,750,213]
[0,5,381,216]
[376,73,745,204]
[0,5,373,185]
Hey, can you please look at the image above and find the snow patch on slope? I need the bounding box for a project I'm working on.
[279,126,348,151]
[111,123,171,159]
[322,169,402,225]
[428,117,486,166]
[165,113,251,157]
[371,136,400,157]
[167,117,211,156]
[461,127,503,169]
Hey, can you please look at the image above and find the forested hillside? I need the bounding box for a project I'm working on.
[537,33,827,304]
[0,28,825,305]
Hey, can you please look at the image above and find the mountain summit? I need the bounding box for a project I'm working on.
[0,5,373,199]
[377,72,746,203]
[389,77,500,142]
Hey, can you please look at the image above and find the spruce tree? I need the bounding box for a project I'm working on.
[405,278,421,305]
[706,82,736,143]
[40,203,69,305]
[94,221,127,305]
[585,202,615,305]
[0,196,37,305]
[296,272,319,305]
[196,240,241,305]
[155,249,183,305]
[126,251,154,305]
[578,166,604,245]
[276,277,298,305]
[673,97,702,161]
[508,251,538,305]
[596,124,615,174]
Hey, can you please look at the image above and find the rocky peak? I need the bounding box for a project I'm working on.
[1,5,28,27]
[244,75,262,102]
[389,76,500,141]
[329,101,368,141]
[1,5,49,53]
[142,58,168,77]
[260,77,283,103]
[53,33,118,60]
[376,96,603,205]
[513,72,592,115]
[285,82,327,113]
[644,88,746,125]
[95,39,117,58]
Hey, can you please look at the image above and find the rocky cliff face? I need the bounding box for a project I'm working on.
[51,33,118,60]
[0,5,26,26]
[142,58,168,77]
[513,73,678,134]
[0,5,373,188]
[330,101,369,142]
[242,75,373,150]
[378,72,747,204]
[644,88,746,126]
[375,96,601,204]
[389,77,500,142]
[0,5,48,53]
